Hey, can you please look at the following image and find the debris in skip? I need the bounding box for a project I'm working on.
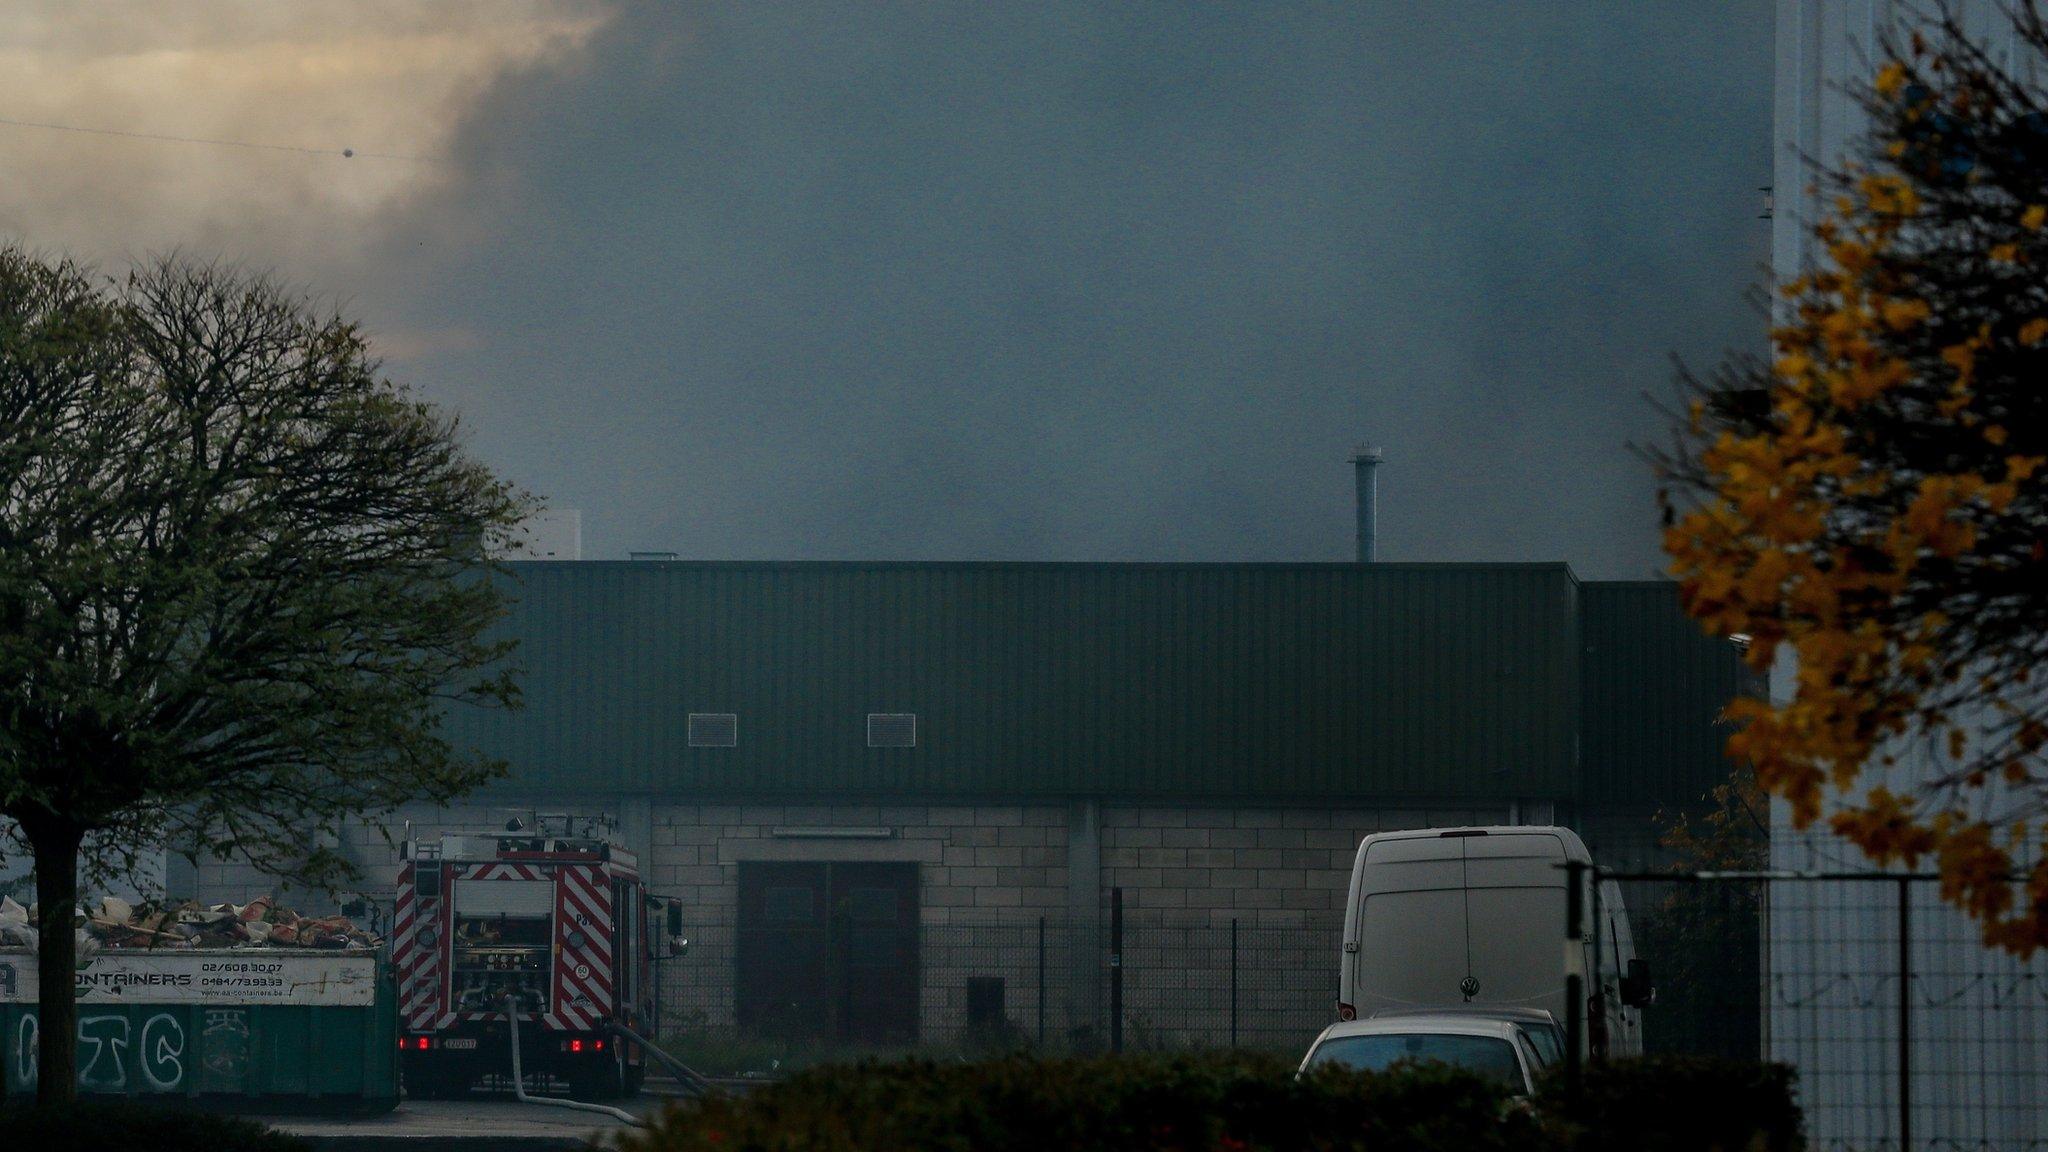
[0,893,379,950]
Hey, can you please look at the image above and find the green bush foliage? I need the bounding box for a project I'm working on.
[617,1051,1805,1152]
[1537,1056,1805,1152]
[617,1050,1535,1152]
[0,1102,310,1152]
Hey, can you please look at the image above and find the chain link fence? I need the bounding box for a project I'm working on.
[654,868,2047,1150]
[1115,916,1339,1052]
[1602,869,2048,1152]
[654,902,1337,1072]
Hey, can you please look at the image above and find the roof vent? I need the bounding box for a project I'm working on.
[867,713,917,748]
[688,713,738,747]
[1351,445,1384,563]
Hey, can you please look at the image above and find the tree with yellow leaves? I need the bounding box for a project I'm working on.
[1659,11,2048,954]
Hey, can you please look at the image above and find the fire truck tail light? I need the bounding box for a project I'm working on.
[413,1036,433,1050]
[570,1039,584,1053]
[594,1039,605,1051]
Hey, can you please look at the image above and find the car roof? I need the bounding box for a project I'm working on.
[1370,1005,1558,1027]
[1313,1015,1524,1042]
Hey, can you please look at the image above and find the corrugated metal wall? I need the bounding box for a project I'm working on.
[1578,581,1753,808]
[445,561,1583,802]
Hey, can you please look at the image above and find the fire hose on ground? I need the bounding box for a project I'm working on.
[503,996,644,1126]
[607,1018,724,1098]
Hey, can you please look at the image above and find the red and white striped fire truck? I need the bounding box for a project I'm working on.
[394,820,668,1100]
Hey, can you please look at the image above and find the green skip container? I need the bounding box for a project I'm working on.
[0,946,399,1112]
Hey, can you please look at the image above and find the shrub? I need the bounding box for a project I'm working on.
[0,1102,310,1152]
[1536,1056,1805,1152]
[615,1050,1539,1152]
[614,1050,1805,1152]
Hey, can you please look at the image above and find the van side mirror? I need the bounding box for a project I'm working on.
[665,899,687,956]
[1620,957,1655,1008]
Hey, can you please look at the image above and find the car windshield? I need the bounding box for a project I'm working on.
[1519,1025,1563,1067]
[1306,1033,1522,1087]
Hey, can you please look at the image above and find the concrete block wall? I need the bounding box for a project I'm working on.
[1099,805,1510,925]
[649,803,1069,918]
[649,802,1072,1041]
[1097,804,1509,1048]
[173,795,1543,1051]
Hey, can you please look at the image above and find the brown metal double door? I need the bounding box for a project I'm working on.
[736,861,918,1044]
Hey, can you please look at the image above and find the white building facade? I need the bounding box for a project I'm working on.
[1771,4,2047,1148]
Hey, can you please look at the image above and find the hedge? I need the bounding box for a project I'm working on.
[615,1051,1804,1152]
[616,1051,1534,1152]
[1542,1056,1805,1152]
[0,1102,309,1152]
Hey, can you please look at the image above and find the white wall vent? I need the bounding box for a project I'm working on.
[867,713,917,748]
[688,713,738,747]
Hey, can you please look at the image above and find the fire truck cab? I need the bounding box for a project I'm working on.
[395,820,665,1100]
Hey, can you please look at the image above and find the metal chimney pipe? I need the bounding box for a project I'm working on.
[1351,446,1384,563]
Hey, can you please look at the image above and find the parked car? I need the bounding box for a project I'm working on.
[1369,1004,1563,1068]
[1298,1016,1544,1095]
[1338,825,1651,1056]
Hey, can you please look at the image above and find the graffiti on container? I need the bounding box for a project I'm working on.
[201,1008,249,1091]
[141,1013,185,1090]
[78,1015,130,1089]
[14,1014,35,1085]
[8,1011,187,1090]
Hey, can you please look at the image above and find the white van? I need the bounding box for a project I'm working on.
[1338,825,1648,1056]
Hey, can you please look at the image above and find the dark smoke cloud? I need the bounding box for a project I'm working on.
[365,1,1772,575]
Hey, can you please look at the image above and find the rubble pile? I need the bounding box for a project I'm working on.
[0,898,46,949]
[0,894,378,950]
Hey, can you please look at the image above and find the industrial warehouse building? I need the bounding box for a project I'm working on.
[186,559,1749,1049]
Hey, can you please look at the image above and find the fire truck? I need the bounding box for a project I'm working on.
[393,818,675,1100]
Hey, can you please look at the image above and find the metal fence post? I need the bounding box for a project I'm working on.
[1898,875,1911,1152]
[1564,859,1585,1103]
[1037,915,1047,1046]
[1110,888,1124,1054]
[1230,917,1239,1048]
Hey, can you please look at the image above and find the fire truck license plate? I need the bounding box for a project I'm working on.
[442,1038,478,1050]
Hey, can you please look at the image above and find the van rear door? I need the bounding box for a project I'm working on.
[1351,830,1569,1012]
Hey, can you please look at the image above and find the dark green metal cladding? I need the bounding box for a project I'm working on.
[1577,581,1755,806]
[447,561,1584,802]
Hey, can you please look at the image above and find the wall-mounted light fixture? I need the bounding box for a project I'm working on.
[767,826,896,840]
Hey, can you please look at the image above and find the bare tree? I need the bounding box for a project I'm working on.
[1,249,528,1102]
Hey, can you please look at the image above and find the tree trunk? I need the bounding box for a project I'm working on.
[30,820,82,1107]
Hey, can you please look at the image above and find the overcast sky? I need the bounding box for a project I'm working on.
[1,1,1773,577]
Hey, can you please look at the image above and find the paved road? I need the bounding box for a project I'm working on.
[264,1095,674,1151]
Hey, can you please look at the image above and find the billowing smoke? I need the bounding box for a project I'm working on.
[3,2,1773,575]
